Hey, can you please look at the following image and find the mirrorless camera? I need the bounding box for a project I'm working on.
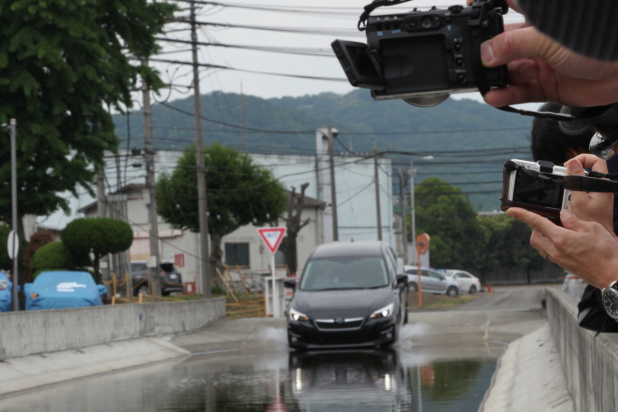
[331,0,509,107]
[500,159,581,223]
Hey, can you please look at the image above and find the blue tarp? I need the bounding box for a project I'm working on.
[0,271,12,312]
[25,271,106,310]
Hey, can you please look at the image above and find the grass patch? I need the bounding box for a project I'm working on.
[423,294,479,309]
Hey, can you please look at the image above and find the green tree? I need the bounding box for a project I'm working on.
[157,144,287,272]
[415,177,484,269]
[507,219,545,283]
[0,0,175,238]
[475,214,514,283]
[0,223,27,275]
[22,229,55,283]
[62,218,133,284]
[30,241,91,278]
[0,224,11,270]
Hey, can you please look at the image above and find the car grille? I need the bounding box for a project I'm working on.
[315,317,364,330]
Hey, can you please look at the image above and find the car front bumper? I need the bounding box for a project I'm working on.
[287,316,397,349]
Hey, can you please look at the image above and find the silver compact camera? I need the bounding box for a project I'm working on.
[500,159,581,223]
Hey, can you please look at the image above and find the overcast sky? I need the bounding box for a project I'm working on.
[147,0,528,105]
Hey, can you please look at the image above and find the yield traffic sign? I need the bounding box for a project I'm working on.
[257,227,286,254]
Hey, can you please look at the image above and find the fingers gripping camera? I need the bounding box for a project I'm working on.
[501,160,576,224]
[331,0,509,107]
[500,159,618,225]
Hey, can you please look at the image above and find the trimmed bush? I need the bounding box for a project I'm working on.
[30,241,89,279]
[62,217,133,283]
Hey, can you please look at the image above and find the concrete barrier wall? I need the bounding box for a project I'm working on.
[0,298,225,360]
[546,288,618,412]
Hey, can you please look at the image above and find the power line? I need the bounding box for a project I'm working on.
[155,37,335,57]
[170,18,363,37]
[168,0,361,15]
[148,57,347,82]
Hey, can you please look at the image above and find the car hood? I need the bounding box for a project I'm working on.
[292,287,393,318]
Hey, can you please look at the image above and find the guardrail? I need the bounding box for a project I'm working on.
[0,297,225,360]
[546,288,618,412]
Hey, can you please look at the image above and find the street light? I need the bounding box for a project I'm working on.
[408,156,433,265]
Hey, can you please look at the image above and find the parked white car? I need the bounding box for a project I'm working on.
[404,266,460,297]
[443,270,482,294]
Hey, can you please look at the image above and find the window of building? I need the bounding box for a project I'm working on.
[225,243,249,267]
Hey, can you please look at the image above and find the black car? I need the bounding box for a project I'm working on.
[131,261,184,296]
[285,241,408,350]
[288,349,405,408]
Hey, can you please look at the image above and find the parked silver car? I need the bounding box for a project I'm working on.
[404,266,460,297]
[443,270,482,294]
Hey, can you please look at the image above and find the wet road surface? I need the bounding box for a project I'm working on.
[0,285,549,411]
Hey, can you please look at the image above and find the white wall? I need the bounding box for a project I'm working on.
[45,145,396,292]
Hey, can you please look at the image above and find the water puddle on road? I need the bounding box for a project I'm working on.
[0,325,504,412]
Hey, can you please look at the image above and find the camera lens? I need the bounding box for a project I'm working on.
[403,93,450,107]
[421,16,433,29]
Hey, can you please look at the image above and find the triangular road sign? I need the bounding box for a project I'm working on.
[257,227,286,254]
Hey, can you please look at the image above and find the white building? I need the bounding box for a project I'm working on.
[42,129,396,293]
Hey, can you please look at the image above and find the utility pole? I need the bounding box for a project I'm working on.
[191,1,212,297]
[373,149,382,241]
[408,165,417,265]
[96,166,110,282]
[240,82,245,152]
[398,166,408,264]
[97,168,106,218]
[142,58,162,296]
[9,119,18,311]
[328,125,339,241]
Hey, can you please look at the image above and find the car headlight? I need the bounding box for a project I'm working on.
[289,308,309,322]
[370,303,394,319]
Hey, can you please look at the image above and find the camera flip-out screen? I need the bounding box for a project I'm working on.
[331,40,386,90]
[512,168,564,210]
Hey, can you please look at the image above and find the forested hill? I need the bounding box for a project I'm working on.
[112,89,535,212]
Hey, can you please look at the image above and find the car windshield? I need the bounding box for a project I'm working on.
[299,256,389,291]
[160,263,175,273]
[131,263,147,272]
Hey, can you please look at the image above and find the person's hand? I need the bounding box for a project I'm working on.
[481,3,618,107]
[506,207,618,289]
[564,154,615,235]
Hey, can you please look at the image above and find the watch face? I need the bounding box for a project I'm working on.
[603,287,618,319]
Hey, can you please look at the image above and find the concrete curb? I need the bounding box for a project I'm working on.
[0,336,190,397]
[480,323,574,412]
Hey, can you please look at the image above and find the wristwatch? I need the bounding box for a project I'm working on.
[602,281,618,319]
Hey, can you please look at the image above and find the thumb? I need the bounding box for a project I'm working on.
[565,158,586,176]
[560,209,583,230]
[481,27,558,67]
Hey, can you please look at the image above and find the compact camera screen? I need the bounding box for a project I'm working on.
[500,159,573,223]
[332,0,509,107]
[512,167,565,210]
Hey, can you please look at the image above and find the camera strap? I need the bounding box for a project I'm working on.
[358,0,414,31]
[505,159,618,193]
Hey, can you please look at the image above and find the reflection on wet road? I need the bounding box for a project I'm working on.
[0,324,504,412]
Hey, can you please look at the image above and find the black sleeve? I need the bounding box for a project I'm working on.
[517,0,618,61]
[578,284,618,333]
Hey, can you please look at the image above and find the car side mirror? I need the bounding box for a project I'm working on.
[440,275,446,281]
[283,278,296,290]
[396,274,408,286]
